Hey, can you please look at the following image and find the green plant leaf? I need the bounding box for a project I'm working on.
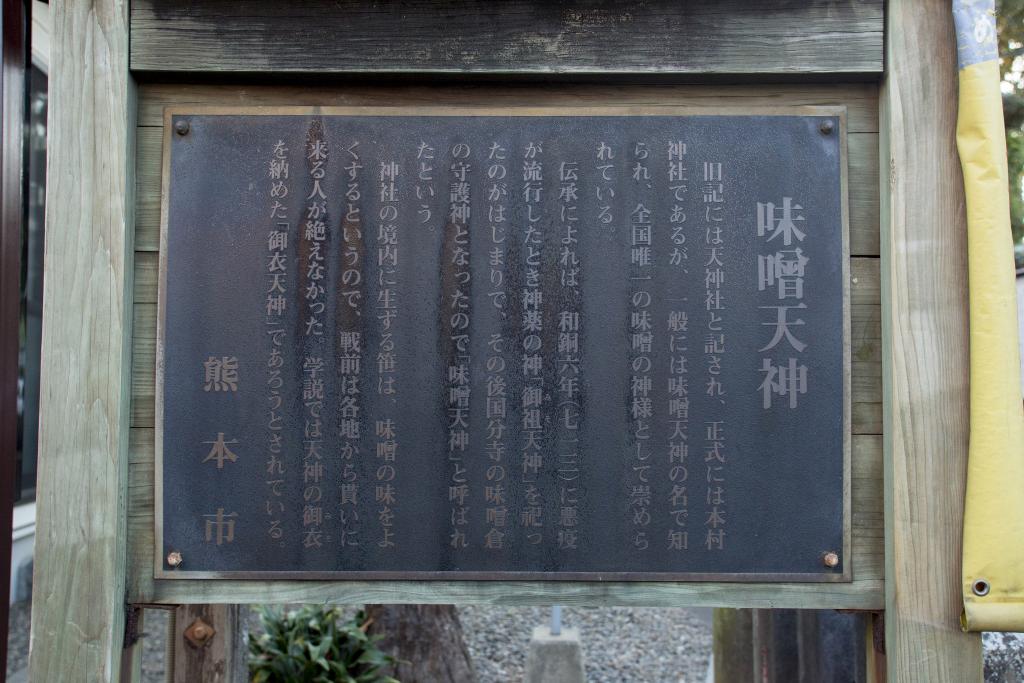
[248,604,398,683]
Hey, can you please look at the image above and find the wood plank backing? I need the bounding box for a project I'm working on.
[881,0,984,677]
[130,0,883,76]
[127,83,882,610]
[28,0,136,680]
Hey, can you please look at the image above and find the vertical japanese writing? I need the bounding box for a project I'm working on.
[520,140,545,546]
[300,125,328,551]
[757,197,809,412]
[666,139,690,552]
[338,140,363,550]
[595,140,615,227]
[628,142,653,551]
[416,141,436,224]
[168,115,846,578]
[556,156,581,551]
[484,141,509,550]
[447,142,473,550]
[702,160,726,551]
[264,139,291,545]
[668,141,689,273]
[375,158,400,548]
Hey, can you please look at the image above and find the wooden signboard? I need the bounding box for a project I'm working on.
[156,107,850,582]
[29,1,989,679]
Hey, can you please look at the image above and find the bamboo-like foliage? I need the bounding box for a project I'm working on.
[249,606,400,683]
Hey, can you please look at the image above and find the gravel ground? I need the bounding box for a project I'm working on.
[140,608,170,683]
[243,604,711,683]
[8,600,1024,682]
[458,605,710,683]
[4,600,30,678]
[985,632,1024,683]
[70,604,712,683]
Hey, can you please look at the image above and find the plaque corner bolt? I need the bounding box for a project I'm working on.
[819,119,835,136]
[184,617,216,648]
[174,119,190,136]
[822,551,840,568]
[166,550,183,568]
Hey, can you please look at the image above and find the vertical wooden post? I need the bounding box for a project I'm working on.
[881,0,983,680]
[751,609,776,683]
[712,608,754,683]
[169,605,247,683]
[27,0,135,680]
[866,613,886,682]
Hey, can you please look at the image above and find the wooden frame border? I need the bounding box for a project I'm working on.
[125,82,881,611]
[148,103,857,593]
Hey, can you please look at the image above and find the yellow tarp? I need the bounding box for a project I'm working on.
[955,5,1024,632]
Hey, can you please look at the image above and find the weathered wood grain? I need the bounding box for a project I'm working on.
[881,0,983,679]
[129,0,883,76]
[28,0,136,680]
[169,604,247,683]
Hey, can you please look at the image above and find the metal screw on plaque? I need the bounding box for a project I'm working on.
[822,551,840,568]
[166,550,183,568]
[972,578,990,597]
[819,119,835,136]
[174,119,190,136]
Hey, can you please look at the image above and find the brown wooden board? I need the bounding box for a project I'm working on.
[129,0,883,77]
[155,105,851,583]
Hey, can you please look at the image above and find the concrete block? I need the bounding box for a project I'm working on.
[525,626,585,683]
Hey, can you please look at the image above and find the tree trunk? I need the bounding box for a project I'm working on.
[365,605,476,683]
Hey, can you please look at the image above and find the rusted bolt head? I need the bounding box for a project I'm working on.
[184,617,216,648]
[174,119,190,136]
[166,550,183,568]
[822,551,840,568]
[819,119,835,135]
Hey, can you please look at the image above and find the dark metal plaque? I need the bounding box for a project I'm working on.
[157,107,850,581]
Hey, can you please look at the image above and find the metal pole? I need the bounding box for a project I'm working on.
[550,605,562,636]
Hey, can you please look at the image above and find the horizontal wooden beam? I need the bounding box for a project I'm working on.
[129,0,883,77]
